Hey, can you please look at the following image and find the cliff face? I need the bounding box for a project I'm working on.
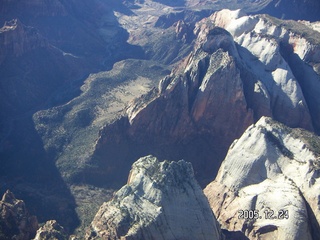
[92,22,257,187]
[0,17,89,122]
[91,9,320,188]
[210,9,320,133]
[204,117,320,239]
[128,27,254,145]
[86,155,222,240]
[0,19,47,64]
[2,1,320,237]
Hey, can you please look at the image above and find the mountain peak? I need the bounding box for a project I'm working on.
[205,116,320,239]
[86,155,223,240]
[0,18,47,62]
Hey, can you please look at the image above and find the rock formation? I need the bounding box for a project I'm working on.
[0,190,38,240]
[0,19,47,64]
[34,220,68,240]
[2,1,320,237]
[86,155,223,240]
[204,116,320,239]
[0,18,90,119]
[91,9,320,188]
[210,9,320,133]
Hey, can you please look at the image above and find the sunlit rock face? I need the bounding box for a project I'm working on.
[208,9,318,132]
[127,26,254,147]
[93,22,256,188]
[205,116,320,240]
[86,156,223,240]
[92,9,320,188]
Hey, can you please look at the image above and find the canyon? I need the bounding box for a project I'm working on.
[1,0,320,239]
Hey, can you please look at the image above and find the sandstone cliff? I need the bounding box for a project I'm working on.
[2,1,320,236]
[204,116,320,239]
[91,10,320,188]
[86,155,222,240]
[210,9,320,133]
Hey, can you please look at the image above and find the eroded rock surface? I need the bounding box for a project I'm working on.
[93,10,320,188]
[86,156,222,240]
[0,190,38,240]
[205,117,320,239]
[208,9,318,131]
[34,220,68,240]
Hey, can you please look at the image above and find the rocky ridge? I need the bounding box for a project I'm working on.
[0,19,47,64]
[207,9,319,131]
[86,155,223,240]
[92,9,320,188]
[1,0,320,238]
[0,18,88,117]
[204,117,320,239]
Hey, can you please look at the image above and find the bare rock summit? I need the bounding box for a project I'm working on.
[86,155,223,240]
[205,116,320,239]
[33,220,68,240]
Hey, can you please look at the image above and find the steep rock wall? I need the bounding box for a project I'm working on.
[205,117,320,239]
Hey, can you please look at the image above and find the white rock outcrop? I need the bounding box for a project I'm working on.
[207,9,318,131]
[204,116,320,239]
[86,155,223,240]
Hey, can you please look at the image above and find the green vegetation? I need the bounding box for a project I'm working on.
[290,128,320,158]
[71,185,114,236]
[264,15,320,45]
